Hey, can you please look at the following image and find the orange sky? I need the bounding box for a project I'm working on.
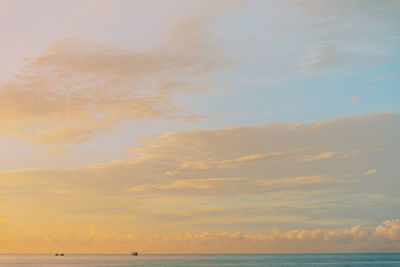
[0,0,399,253]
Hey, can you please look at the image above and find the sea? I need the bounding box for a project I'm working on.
[0,253,399,266]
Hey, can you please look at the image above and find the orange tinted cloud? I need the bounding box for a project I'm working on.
[0,113,398,253]
[0,18,230,145]
[364,169,377,175]
[0,219,398,253]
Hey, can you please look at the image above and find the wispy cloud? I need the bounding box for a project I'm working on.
[364,169,377,175]
[0,17,231,145]
[126,175,330,196]
[260,0,400,74]
[373,69,400,81]
[0,114,398,252]
[349,96,359,103]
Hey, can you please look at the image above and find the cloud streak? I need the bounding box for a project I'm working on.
[0,113,399,252]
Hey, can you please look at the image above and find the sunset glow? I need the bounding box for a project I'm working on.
[0,0,399,254]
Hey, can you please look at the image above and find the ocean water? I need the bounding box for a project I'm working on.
[0,253,399,267]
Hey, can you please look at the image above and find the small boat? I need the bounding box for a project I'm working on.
[55,253,59,256]
[60,253,64,256]
[130,251,138,256]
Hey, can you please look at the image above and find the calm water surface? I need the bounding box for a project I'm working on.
[0,253,399,266]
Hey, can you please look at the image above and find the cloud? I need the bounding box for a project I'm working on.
[373,218,400,241]
[294,151,359,162]
[364,169,377,175]
[182,224,368,243]
[264,0,400,72]
[126,175,330,196]
[349,96,359,103]
[259,175,330,187]
[0,113,398,199]
[0,113,399,252]
[39,147,71,154]
[127,177,247,192]
[167,219,400,253]
[164,147,312,175]
[373,69,400,81]
[0,17,231,145]
[0,218,398,253]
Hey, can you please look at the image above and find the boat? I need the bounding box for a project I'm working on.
[55,253,58,256]
[60,253,64,256]
[130,251,138,256]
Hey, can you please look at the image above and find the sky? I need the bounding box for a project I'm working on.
[0,0,399,253]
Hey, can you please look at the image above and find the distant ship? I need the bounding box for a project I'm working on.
[130,251,138,256]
